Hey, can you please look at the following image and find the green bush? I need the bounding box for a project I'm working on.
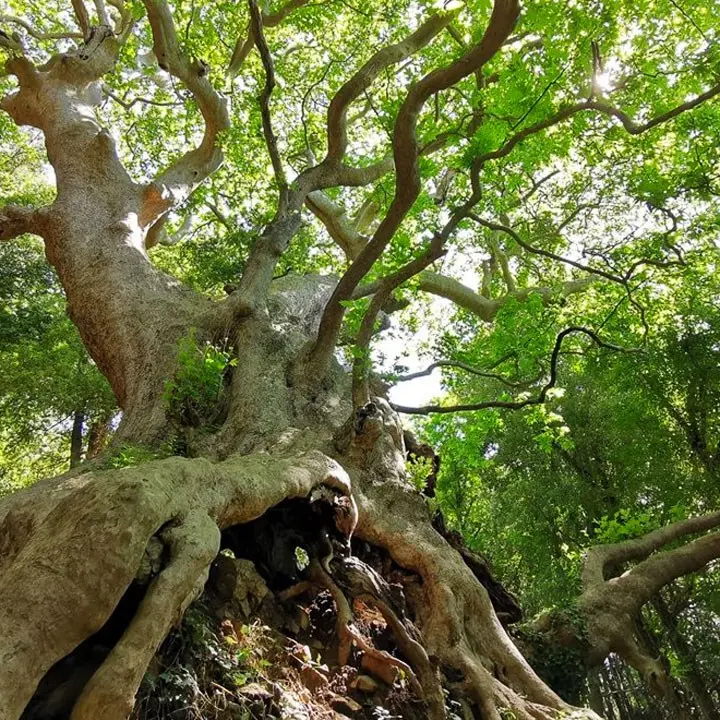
[164,331,236,426]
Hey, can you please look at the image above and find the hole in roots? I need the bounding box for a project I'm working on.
[220,497,338,592]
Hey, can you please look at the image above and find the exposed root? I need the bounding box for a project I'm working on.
[366,595,446,720]
[71,512,221,720]
[352,476,603,720]
[308,559,425,700]
[0,449,354,720]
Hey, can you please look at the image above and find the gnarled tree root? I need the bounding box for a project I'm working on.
[308,559,424,695]
[70,512,221,720]
[351,475,602,720]
[0,450,352,720]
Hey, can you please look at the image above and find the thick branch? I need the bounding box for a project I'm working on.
[308,0,520,374]
[582,510,720,588]
[621,528,720,608]
[71,0,91,37]
[0,205,44,241]
[353,270,594,323]
[324,12,455,164]
[140,0,229,227]
[306,191,366,260]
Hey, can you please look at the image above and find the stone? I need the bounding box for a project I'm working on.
[350,674,379,693]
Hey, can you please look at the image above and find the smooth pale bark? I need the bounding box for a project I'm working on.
[563,512,720,697]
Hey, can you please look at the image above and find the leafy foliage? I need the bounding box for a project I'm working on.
[163,331,236,427]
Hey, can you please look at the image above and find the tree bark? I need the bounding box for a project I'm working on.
[69,411,84,468]
[0,10,603,720]
[551,511,720,702]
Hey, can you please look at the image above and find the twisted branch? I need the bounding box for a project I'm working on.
[308,0,521,374]
[140,0,229,228]
[393,326,637,415]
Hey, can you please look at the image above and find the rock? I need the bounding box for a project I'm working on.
[291,643,313,663]
[351,674,379,693]
[361,653,399,686]
[234,558,270,616]
[208,554,237,603]
[300,665,328,692]
[331,695,363,716]
[238,682,273,700]
[278,689,311,719]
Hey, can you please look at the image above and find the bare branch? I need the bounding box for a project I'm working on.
[227,0,310,78]
[249,0,288,209]
[0,15,83,41]
[352,233,446,406]
[392,360,539,388]
[139,0,230,229]
[392,326,637,415]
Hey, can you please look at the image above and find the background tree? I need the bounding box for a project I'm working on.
[423,269,720,716]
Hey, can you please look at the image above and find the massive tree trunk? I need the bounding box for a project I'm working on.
[0,256,590,719]
[0,43,591,705]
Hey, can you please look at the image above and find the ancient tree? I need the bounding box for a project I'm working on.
[0,0,718,718]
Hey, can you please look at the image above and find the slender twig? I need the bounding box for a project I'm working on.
[392,326,639,415]
[391,359,541,388]
[0,15,83,40]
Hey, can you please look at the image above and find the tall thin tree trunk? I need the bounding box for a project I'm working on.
[86,415,112,460]
[69,411,84,468]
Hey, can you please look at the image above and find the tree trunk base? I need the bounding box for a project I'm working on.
[1,445,600,720]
